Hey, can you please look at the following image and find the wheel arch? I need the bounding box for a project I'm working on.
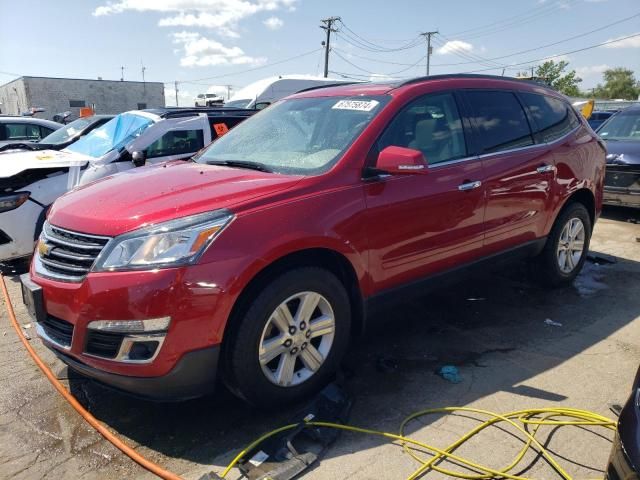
[223,247,366,346]
[561,188,596,229]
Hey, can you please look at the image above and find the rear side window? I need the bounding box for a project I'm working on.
[40,126,55,138]
[146,129,204,159]
[466,91,533,154]
[520,93,579,142]
[377,92,467,164]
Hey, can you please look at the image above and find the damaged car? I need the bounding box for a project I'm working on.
[598,105,640,208]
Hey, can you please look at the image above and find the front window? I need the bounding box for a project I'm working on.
[196,96,389,175]
[598,110,640,141]
[66,112,154,158]
[39,117,93,145]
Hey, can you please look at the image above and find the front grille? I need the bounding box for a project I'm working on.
[605,166,640,191]
[85,330,124,359]
[37,222,111,281]
[41,315,74,347]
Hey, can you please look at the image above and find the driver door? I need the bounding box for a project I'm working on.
[364,92,486,293]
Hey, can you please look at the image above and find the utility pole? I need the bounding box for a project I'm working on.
[225,84,233,100]
[174,80,179,106]
[141,60,146,83]
[120,66,125,81]
[320,16,340,78]
[420,31,438,76]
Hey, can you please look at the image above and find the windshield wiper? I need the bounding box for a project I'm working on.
[205,160,273,172]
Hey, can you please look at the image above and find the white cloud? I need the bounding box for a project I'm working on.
[263,16,283,30]
[604,33,640,49]
[93,0,297,37]
[576,64,610,76]
[172,31,266,67]
[436,40,473,55]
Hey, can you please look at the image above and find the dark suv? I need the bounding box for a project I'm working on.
[23,75,605,406]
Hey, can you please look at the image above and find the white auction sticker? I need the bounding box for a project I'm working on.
[332,99,379,112]
[248,450,269,467]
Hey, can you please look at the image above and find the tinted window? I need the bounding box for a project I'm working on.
[137,103,147,109]
[378,93,467,164]
[520,93,578,142]
[146,129,204,159]
[40,126,55,138]
[466,91,533,153]
[5,123,29,139]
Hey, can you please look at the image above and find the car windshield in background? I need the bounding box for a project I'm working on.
[66,113,154,158]
[223,99,252,108]
[38,117,93,145]
[598,110,640,141]
[196,95,390,174]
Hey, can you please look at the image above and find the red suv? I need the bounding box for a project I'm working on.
[21,75,605,406]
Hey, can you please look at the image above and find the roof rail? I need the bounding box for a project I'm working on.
[398,74,550,89]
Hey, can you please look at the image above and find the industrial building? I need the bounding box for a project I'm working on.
[0,76,165,119]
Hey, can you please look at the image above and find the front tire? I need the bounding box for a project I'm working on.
[536,202,591,287]
[223,267,351,407]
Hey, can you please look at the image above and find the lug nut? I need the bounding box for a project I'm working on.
[301,342,307,350]
[288,326,297,335]
[299,321,306,331]
[305,330,312,338]
[290,347,299,355]
[284,339,293,348]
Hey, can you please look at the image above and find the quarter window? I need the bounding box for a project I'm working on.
[466,90,533,154]
[146,129,204,159]
[378,93,467,164]
[520,92,579,142]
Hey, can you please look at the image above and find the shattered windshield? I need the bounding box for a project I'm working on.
[66,112,154,158]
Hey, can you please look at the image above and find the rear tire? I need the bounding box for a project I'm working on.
[223,267,351,408]
[536,202,591,287]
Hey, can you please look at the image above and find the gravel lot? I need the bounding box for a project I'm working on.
[1,206,639,480]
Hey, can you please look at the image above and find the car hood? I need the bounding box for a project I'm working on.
[604,140,640,165]
[48,161,304,236]
[0,149,92,177]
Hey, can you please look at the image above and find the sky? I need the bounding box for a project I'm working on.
[0,0,639,105]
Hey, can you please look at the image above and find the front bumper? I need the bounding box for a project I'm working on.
[51,345,220,401]
[604,165,640,208]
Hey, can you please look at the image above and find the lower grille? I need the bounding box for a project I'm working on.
[85,331,124,359]
[41,315,74,347]
[0,229,11,245]
[605,166,640,191]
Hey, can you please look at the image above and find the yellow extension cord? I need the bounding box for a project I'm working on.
[219,406,617,480]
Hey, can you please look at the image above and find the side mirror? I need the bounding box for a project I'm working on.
[376,146,428,175]
[254,102,270,110]
[132,150,146,167]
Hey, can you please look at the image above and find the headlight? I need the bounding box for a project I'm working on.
[0,192,29,213]
[93,210,234,271]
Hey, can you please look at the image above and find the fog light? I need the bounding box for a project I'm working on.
[87,316,171,333]
[128,341,160,361]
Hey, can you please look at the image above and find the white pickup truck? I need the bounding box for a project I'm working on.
[0,107,254,262]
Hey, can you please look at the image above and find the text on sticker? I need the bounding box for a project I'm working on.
[332,100,379,112]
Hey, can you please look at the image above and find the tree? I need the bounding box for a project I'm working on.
[592,68,639,100]
[534,60,583,96]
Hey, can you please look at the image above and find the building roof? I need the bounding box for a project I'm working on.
[0,75,164,89]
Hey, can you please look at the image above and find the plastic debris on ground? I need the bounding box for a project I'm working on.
[437,365,462,384]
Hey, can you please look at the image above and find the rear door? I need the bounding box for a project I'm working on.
[464,89,555,255]
[364,91,486,292]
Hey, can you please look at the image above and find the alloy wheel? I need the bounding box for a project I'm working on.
[258,291,335,387]
[556,217,586,274]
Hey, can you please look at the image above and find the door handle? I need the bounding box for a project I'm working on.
[536,164,555,174]
[458,180,482,191]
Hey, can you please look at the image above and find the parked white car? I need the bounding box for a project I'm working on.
[195,93,224,107]
[224,75,357,109]
[0,109,219,262]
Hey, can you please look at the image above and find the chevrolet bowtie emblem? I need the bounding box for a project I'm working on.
[38,240,51,257]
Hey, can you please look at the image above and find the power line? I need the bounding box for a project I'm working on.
[462,31,640,74]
